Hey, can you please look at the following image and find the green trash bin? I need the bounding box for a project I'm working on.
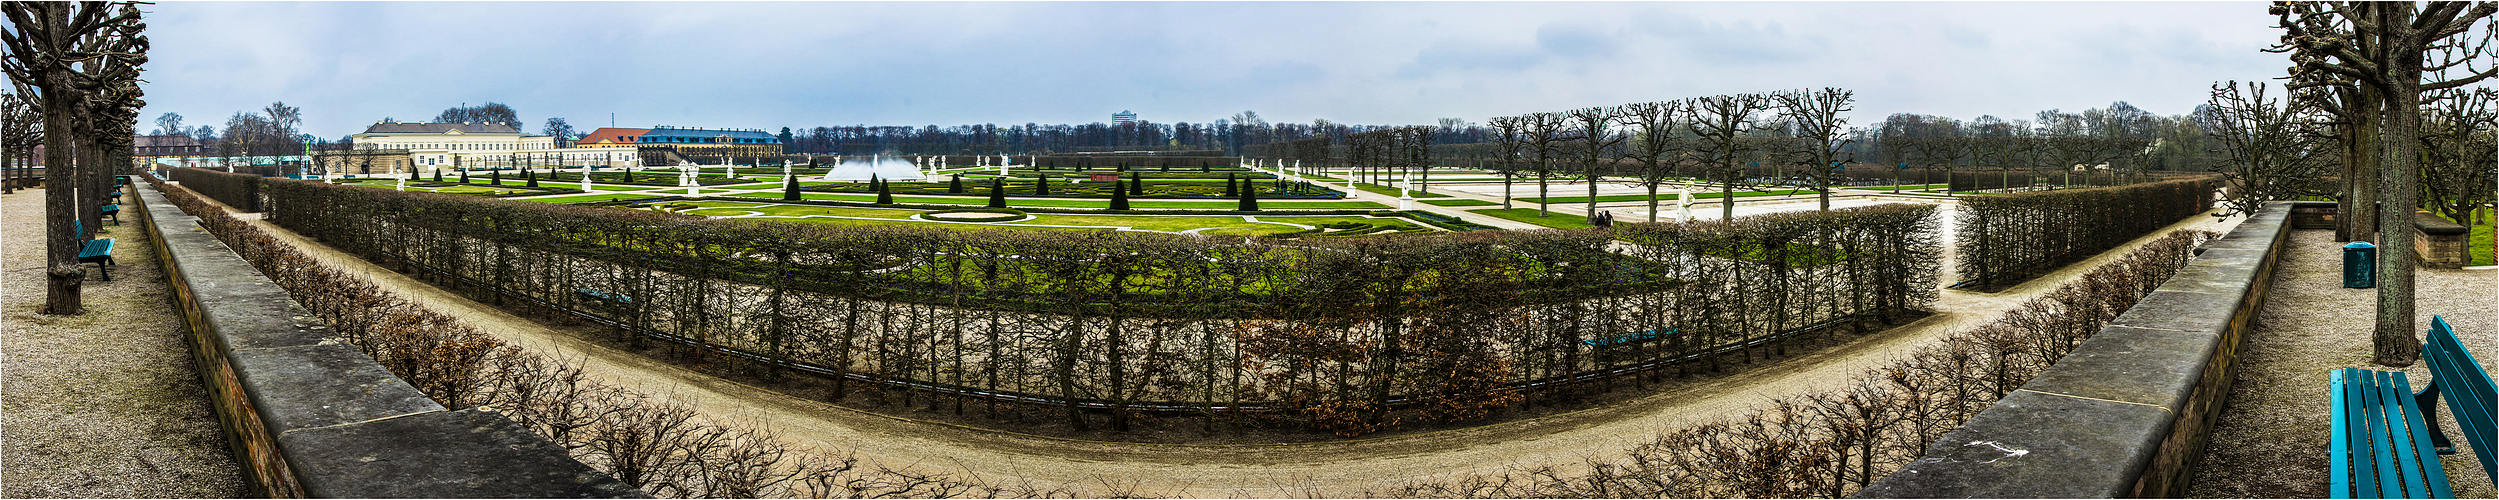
[2343,242,2377,289]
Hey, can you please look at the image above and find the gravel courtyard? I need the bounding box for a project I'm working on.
[1,189,245,498]
[2189,228,2497,498]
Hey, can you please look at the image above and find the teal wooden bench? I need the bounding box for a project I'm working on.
[98,203,119,225]
[2330,315,2495,498]
[72,219,115,281]
[576,288,634,309]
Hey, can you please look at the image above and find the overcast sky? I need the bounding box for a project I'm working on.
[137,1,2294,139]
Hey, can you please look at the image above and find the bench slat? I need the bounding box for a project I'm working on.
[2375,371,2433,498]
[2353,369,2384,498]
[2426,316,2496,482]
[2366,372,2404,498]
[2392,374,2455,498]
[2333,369,2355,499]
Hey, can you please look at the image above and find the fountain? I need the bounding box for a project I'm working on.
[819,154,928,181]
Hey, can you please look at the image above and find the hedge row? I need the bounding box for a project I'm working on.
[168,167,264,212]
[144,173,1102,499]
[261,178,1939,434]
[1391,229,2215,498]
[1956,177,2213,289]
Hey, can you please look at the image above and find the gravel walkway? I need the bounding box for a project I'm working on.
[2189,228,2498,498]
[1,189,247,498]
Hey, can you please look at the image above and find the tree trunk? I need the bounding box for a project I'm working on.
[2371,4,2423,366]
[2341,88,2384,242]
[37,50,84,315]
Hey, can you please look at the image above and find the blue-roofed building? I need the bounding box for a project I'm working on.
[635,126,784,156]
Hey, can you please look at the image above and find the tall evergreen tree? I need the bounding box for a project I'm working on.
[525,168,538,187]
[876,176,894,204]
[1035,173,1051,195]
[948,174,964,193]
[1224,174,1237,197]
[1238,181,1259,211]
[987,176,1007,208]
[1129,174,1143,195]
[782,174,801,201]
[1109,180,1131,210]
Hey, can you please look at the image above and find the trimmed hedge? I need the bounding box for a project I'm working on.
[260,177,1939,434]
[169,167,265,212]
[1956,177,2213,289]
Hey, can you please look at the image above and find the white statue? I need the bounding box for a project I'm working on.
[1675,188,1694,222]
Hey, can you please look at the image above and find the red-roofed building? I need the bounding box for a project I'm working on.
[574,127,649,149]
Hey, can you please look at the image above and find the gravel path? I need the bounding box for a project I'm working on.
[2189,229,2498,498]
[1,189,247,498]
[196,178,2240,496]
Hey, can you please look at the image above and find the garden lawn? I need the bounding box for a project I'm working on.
[1421,199,1500,207]
[1350,182,1451,198]
[517,193,675,204]
[335,179,555,196]
[2463,215,2493,267]
[721,191,1386,210]
[1518,188,1807,205]
[1474,208,1594,229]
[662,201,924,219]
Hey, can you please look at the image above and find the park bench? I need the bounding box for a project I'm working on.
[98,203,119,225]
[2329,315,2495,498]
[71,219,115,281]
[575,288,634,310]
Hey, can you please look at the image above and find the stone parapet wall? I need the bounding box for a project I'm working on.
[131,183,639,498]
[1858,202,2295,498]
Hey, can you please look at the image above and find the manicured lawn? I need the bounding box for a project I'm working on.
[720,191,1386,210]
[336,179,557,196]
[2467,215,2493,267]
[663,201,924,219]
[1475,208,1594,229]
[1350,182,1451,198]
[1518,188,1808,205]
[517,193,674,204]
[1422,198,1501,207]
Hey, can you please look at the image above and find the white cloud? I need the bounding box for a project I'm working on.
[134,2,2295,138]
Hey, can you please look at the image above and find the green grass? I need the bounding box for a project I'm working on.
[720,191,1387,210]
[625,200,1434,236]
[2467,216,2493,267]
[663,201,924,219]
[517,193,672,204]
[1515,188,1809,205]
[337,179,556,196]
[1475,208,1594,229]
[1422,198,1501,207]
[1350,182,1452,198]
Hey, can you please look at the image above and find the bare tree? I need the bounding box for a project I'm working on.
[2199,81,2335,216]
[1487,115,1527,210]
[1772,87,1857,211]
[2273,1,2496,365]
[2,0,147,314]
[1687,93,1774,221]
[1565,105,1627,217]
[1620,100,1685,222]
[1524,112,1569,217]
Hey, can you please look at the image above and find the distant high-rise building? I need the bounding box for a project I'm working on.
[1112,110,1137,125]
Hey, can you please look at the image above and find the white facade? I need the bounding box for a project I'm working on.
[407,147,641,169]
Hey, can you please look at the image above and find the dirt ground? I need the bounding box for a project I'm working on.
[199,178,2243,496]
[2188,229,2498,498]
[0,189,247,498]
